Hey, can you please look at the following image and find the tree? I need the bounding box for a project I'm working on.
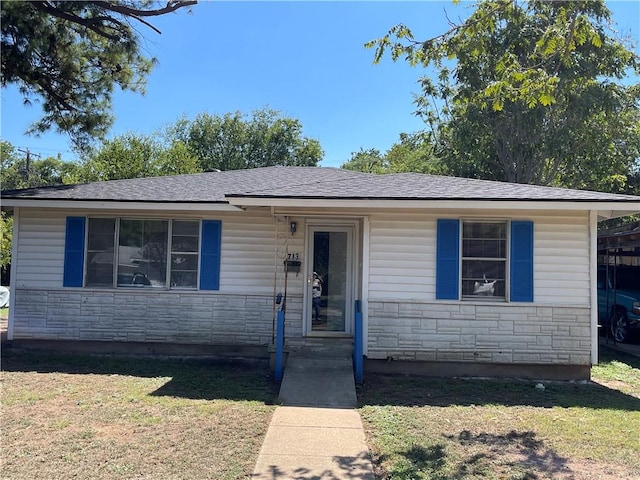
[1,1,195,150]
[368,0,640,189]
[169,108,324,171]
[1,140,79,190]
[76,133,201,182]
[385,132,443,175]
[341,148,386,173]
[341,132,444,175]
[0,211,12,272]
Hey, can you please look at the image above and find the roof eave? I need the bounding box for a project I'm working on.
[227,196,640,213]
[1,198,244,212]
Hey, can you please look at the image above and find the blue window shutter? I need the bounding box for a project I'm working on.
[510,221,534,302]
[200,220,222,290]
[436,219,460,300]
[63,216,86,287]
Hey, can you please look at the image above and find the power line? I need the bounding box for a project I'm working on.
[16,148,41,180]
[12,145,76,155]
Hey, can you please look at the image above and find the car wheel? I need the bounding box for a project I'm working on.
[610,309,630,343]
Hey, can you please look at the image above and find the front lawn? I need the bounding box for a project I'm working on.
[359,346,640,480]
[4,346,639,479]
[1,352,277,480]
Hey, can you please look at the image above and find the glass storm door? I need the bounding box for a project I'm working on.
[307,226,354,334]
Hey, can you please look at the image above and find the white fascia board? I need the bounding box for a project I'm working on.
[0,199,244,212]
[228,197,640,214]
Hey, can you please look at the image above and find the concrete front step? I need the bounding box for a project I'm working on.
[289,345,353,359]
[286,337,354,359]
[278,354,357,408]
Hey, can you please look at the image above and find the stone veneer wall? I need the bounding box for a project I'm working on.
[367,301,591,365]
[12,288,302,345]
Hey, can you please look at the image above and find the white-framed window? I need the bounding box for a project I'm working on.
[85,218,201,289]
[436,218,533,302]
[461,219,507,299]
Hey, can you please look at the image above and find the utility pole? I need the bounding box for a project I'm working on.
[17,148,40,183]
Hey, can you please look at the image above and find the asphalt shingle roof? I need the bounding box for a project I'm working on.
[1,166,639,203]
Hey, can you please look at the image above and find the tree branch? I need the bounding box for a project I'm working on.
[417,1,509,50]
[30,2,122,41]
[91,1,197,18]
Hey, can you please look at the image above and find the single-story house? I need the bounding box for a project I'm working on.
[2,166,639,379]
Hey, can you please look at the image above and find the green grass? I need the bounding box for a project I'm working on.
[359,347,640,480]
[4,345,639,479]
[592,346,640,396]
[1,351,278,480]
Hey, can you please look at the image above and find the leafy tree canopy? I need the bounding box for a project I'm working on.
[341,132,444,175]
[78,108,322,181]
[76,133,200,182]
[1,140,78,190]
[367,0,640,190]
[1,0,195,150]
[368,0,638,110]
[341,148,386,174]
[168,108,324,171]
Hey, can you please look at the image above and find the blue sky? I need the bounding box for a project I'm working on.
[1,1,639,168]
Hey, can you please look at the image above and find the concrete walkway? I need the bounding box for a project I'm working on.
[252,351,375,479]
[278,355,357,408]
[251,407,375,480]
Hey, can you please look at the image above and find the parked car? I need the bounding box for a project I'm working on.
[597,266,640,343]
[0,286,9,308]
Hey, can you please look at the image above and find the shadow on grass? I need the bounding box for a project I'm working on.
[1,349,278,403]
[377,431,570,480]
[357,374,640,411]
[599,345,640,370]
[448,430,570,479]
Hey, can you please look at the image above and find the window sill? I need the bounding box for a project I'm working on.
[82,286,200,293]
[461,296,507,302]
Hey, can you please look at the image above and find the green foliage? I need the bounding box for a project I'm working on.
[341,148,386,173]
[1,140,79,189]
[368,0,640,189]
[385,132,444,175]
[341,132,443,175]
[76,133,201,182]
[1,211,12,269]
[1,1,194,150]
[168,108,324,171]
[75,108,322,181]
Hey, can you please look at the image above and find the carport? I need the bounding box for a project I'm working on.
[597,220,640,344]
[598,220,640,265]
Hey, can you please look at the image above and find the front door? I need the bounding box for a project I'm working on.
[306,225,355,335]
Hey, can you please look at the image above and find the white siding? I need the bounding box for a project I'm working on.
[369,214,434,299]
[367,210,590,305]
[219,213,305,295]
[14,209,66,288]
[534,214,589,303]
[15,207,590,305]
[14,208,307,296]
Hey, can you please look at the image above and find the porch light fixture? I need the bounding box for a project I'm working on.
[289,221,297,236]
